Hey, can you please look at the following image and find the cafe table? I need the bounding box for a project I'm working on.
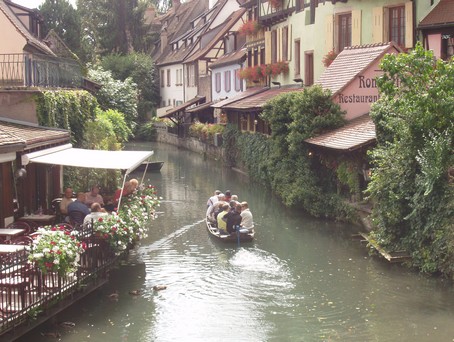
[0,229,26,241]
[0,244,26,254]
[18,214,56,227]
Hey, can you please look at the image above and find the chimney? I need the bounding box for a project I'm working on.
[161,29,168,54]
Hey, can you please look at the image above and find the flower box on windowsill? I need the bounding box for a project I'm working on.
[238,20,262,36]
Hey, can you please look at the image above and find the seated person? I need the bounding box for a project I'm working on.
[85,185,104,207]
[224,190,232,202]
[240,202,254,230]
[67,192,90,224]
[83,202,108,227]
[113,178,139,207]
[207,190,221,208]
[206,193,225,223]
[216,203,230,234]
[224,203,242,234]
[60,187,74,216]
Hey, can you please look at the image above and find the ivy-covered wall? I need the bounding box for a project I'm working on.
[35,90,98,147]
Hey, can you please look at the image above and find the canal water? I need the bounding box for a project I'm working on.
[19,142,454,342]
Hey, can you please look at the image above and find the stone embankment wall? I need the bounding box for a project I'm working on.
[155,124,224,161]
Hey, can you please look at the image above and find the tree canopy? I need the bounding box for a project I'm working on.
[368,44,454,276]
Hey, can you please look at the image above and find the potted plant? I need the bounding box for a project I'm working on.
[29,226,86,276]
[238,20,262,35]
[269,0,281,9]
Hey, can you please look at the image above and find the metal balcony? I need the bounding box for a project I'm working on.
[0,53,83,89]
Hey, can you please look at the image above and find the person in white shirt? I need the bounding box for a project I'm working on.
[240,202,254,230]
[83,202,108,228]
[207,190,221,208]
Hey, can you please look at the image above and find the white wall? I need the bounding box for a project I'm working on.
[211,63,245,101]
[159,63,184,107]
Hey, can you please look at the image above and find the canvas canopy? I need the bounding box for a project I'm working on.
[22,144,153,175]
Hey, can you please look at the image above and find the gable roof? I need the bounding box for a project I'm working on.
[154,0,209,66]
[418,0,454,29]
[209,48,246,69]
[211,86,268,108]
[0,118,70,150]
[316,42,401,97]
[184,8,246,64]
[0,0,55,56]
[305,114,376,151]
[222,85,303,110]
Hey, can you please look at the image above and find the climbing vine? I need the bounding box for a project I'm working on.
[35,90,98,147]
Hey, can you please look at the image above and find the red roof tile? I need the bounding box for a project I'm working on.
[211,87,268,108]
[316,43,401,97]
[305,114,376,151]
[158,96,206,118]
[0,119,70,149]
[209,49,246,69]
[419,0,454,28]
[223,85,303,110]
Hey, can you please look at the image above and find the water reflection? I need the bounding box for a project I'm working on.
[18,142,454,342]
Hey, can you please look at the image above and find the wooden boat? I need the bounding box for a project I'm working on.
[205,218,254,243]
[136,161,164,172]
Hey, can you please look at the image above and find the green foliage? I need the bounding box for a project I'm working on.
[222,87,355,221]
[336,160,361,195]
[101,53,160,122]
[368,43,454,277]
[77,0,156,61]
[135,119,158,141]
[87,66,138,132]
[39,0,82,59]
[35,90,98,147]
[260,86,348,218]
[189,122,225,142]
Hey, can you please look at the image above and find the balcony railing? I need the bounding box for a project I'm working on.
[0,53,83,89]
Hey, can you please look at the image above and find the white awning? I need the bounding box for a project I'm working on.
[22,144,153,175]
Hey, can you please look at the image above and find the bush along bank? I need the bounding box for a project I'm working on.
[222,85,358,223]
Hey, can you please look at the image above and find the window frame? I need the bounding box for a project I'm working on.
[389,5,405,47]
[215,72,221,93]
[224,70,231,92]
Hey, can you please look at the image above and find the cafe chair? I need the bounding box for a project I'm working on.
[6,222,32,235]
[0,250,35,313]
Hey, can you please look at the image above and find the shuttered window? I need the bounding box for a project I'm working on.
[215,72,221,93]
[389,6,405,47]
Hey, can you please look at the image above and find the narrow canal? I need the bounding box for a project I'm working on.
[19,142,454,342]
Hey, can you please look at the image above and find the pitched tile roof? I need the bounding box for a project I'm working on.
[0,128,24,150]
[0,1,55,56]
[418,0,454,28]
[316,42,401,97]
[211,87,268,108]
[0,118,70,150]
[158,96,206,118]
[209,48,246,69]
[186,100,214,113]
[222,85,303,110]
[305,114,376,151]
[184,9,246,63]
[154,0,210,65]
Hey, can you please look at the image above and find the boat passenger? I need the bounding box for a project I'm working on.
[225,203,242,234]
[83,202,108,228]
[206,193,225,223]
[216,203,230,234]
[224,190,232,202]
[231,195,239,202]
[240,202,254,231]
[207,190,221,208]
